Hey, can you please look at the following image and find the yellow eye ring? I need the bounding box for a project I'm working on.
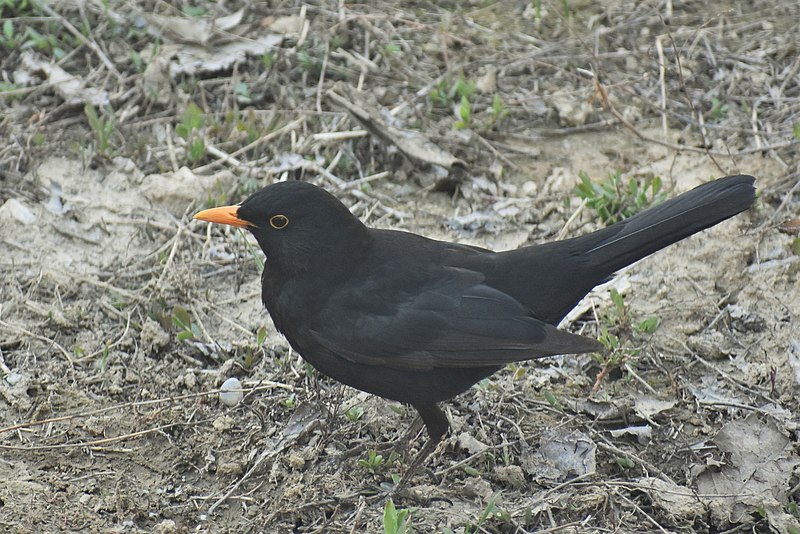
[269,214,289,229]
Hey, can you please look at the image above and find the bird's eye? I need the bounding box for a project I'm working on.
[269,214,289,230]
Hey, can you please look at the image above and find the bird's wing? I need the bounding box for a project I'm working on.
[305,267,602,371]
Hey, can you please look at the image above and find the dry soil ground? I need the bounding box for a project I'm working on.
[1,1,799,533]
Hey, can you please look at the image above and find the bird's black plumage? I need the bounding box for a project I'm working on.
[196,174,755,459]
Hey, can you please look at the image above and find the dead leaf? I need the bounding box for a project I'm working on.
[521,428,596,482]
[166,34,283,76]
[326,85,464,171]
[609,425,652,444]
[266,15,304,35]
[475,67,497,93]
[20,52,109,106]
[0,198,37,225]
[282,402,324,442]
[696,414,800,530]
[778,218,800,234]
[634,397,676,419]
[789,339,800,387]
[144,9,244,46]
[638,477,705,518]
[457,432,489,454]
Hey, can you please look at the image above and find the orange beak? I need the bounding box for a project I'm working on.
[193,205,254,228]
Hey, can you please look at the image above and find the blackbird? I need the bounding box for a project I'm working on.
[195,174,755,472]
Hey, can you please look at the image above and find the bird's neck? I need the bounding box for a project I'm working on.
[267,225,372,282]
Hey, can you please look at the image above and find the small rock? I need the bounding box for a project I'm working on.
[82,416,109,437]
[154,519,178,534]
[141,56,172,105]
[0,198,37,225]
[212,415,236,432]
[463,477,493,500]
[475,68,497,93]
[217,460,245,476]
[141,167,234,216]
[4,372,22,386]
[183,371,197,390]
[494,465,525,489]
[219,377,243,407]
[285,452,305,470]
[687,330,735,359]
[551,93,593,126]
[457,432,489,454]
[521,181,538,196]
[267,15,304,34]
[140,318,170,354]
[727,304,767,333]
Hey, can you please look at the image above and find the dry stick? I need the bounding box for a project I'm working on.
[495,413,526,443]
[697,110,710,151]
[336,171,390,190]
[165,124,180,172]
[326,148,344,174]
[667,334,770,401]
[155,222,184,293]
[0,351,12,375]
[207,444,288,515]
[750,98,764,151]
[655,35,668,140]
[658,21,724,173]
[0,422,189,451]
[555,198,587,241]
[316,41,331,114]
[207,308,254,337]
[609,485,671,534]
[215,289,261,307]
[595,440,668,483]
[776,55,800,105]
[296,4,310,48]
[0,384,291,436]
[594,13,778,162]
[205,143,243,170]
[757,172,800,231]
[189,302,222,354]
[434,439,520,477]
[311,130,368,141]
[310,161,347,187]
[510,472,596,516]
[192,117,305,174]
[348,498,367,534]
[624,363,659,395]
[37,1,121,79]
[474,133,521,171]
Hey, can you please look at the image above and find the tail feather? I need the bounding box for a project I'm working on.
[487,174,756,324]
[582,174,756,272]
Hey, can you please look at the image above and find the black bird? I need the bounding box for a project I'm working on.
[195,174,755,475]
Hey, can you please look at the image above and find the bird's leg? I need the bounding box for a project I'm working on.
[336,414,424,461]
[393,403,449,491]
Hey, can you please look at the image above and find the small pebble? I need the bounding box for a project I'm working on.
[5,372,22,386]
[219,377,243,407]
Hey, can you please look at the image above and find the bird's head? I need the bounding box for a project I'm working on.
[194,180,369,274]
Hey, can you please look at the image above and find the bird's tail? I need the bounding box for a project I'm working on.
[495,174,756,324]
[578,174,756,273]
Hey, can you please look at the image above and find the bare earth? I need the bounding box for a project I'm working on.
[1,1,799,532]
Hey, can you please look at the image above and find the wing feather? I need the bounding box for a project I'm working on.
[306,267,601,371]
